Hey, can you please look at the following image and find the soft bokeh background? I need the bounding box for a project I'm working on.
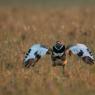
[0,0,95,7]
[0,1,95,95]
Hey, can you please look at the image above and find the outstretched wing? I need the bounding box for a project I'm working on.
[66,43,93,57]
[23,44,51,67]
[66,43,95,64]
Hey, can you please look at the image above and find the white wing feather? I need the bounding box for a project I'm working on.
[67,43,94,60]
[24,44,49,63]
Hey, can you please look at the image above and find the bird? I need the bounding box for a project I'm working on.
[50,41,67,69]
[23,42,95,68]
[66,43,95,65]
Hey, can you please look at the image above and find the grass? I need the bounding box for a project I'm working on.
[0,6,95,95]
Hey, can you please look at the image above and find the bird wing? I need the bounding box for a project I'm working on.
[66,44,95,60]
[66,44,80,56]
[24,44,51,63]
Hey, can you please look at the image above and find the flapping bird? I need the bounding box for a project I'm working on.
[23,42,94,68]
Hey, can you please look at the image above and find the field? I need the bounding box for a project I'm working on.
[0,5,95,95]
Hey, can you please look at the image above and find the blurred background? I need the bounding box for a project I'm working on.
[0,0,95,95]
[0,0,95,7]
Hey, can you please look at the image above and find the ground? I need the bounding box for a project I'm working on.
[0,5,95,95]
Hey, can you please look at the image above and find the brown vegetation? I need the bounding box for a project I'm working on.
[0,6,95,95]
